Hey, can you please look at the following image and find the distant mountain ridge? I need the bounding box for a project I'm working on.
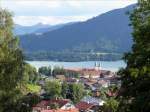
[19,4,136,54]
[14,22,76,35]
[14,23,51,35]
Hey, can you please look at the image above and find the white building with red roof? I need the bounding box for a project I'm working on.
[33,99,78,112]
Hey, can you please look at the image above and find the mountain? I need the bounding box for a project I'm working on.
[14,22,76,35]
[20,4,136,54]
[34,22,76,34]
[14,23,51,35]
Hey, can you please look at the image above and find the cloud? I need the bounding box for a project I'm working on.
[13,15,93,26]
[1,0,137,25]
[1,0,137,16]
[1,0,61,8]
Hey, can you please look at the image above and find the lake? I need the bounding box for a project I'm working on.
[26,60,126,72]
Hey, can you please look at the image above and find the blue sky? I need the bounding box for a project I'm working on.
[1,0,137,26]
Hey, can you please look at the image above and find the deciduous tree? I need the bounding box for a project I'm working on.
[118,0,150,111]
[0,9,24,111]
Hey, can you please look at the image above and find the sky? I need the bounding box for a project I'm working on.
[1,0,137,26]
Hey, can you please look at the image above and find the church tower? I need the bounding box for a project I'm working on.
[94,61,101,71]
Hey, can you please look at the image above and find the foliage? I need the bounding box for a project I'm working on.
[45,80,62,99]
[23,63,39,84]
[0,9,41,111]
[26,84,41,93]
[99,87,109,100]
[102,98,119,112]
[15,94,40,112]
[0,9,24,112]
[118,0,150,111]
[65,71,80,78]
[53,66,66,76]
[68,83,85,103]
[38,66,51,76]
[61,82,68,99]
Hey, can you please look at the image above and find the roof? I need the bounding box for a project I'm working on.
[65,68,81,72]
[98,80,108,85]
[80,69,101,76]
[65,68,101,76]
[34,99,70,109]
[55,75,66,81]
[75,101,94,111]
[49,99,70,108]
[41,109,79,112]
[81,96,105,106]
[66,78,77,83]
[36,100,49,108]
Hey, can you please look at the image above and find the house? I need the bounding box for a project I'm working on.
[100,70,115,79]
[65,78,79,84]
[41,109,78,112]
[81,96,105,106]
[75,101,94,112]
[40,109,78,112]
[80,68,101,79]
[33,99,78,112]
[55,75,66,81]
[65,64,101,79]
[97,79,109,88]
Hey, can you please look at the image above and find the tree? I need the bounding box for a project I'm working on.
[15,93,40,112]
[103,98,119,112]
[23,63,39,84]
[0,9,24,111]
[68,83,84,103]
[118,0,150,111]
[100,87,109,101]
[38,66,51,76]
[52,66,66,76]
[61,82,68,99]
[45,80,62,99]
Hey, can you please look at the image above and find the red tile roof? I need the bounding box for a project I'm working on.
[34,99,70,109]
[75,101,94,111]
[80,69,101,76]
[65,68,101,76]
[49,99,69,108]
[41,109,79,112]
[36,100,49,108]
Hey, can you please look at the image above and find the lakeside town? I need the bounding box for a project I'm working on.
[1,0,149,112]
[30,62,121,112]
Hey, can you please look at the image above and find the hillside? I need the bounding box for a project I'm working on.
[20,4,135,55]
[14,22,76,35]
[14,23,51,35]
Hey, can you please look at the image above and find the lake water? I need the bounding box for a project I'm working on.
[26,60,126,72]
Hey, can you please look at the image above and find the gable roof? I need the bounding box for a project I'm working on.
[36,100,49,108]
[81,96,105,106]
[49,99,70,108]
[75,101,94,111]
[41,108,79,112]
[34,99,70,109]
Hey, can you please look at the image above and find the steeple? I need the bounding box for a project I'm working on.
[94,61,101,71]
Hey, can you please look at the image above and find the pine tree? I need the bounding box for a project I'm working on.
[118,0,150,111]
[0,9,24,111]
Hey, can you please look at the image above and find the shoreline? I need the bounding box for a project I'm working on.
[26,60,126,72]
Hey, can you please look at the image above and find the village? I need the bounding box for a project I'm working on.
[32,62,121,112]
